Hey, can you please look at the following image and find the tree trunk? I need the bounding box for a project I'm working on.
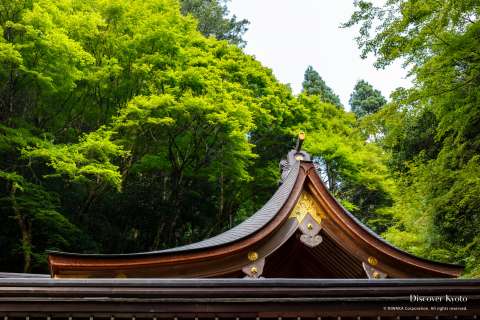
[11,184,32,273]
[219,168,224,226]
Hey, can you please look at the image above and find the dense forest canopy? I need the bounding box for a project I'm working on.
[0,0,478,278]
[345,0,480,277]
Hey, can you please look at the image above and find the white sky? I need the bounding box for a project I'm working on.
[228,0,411,109]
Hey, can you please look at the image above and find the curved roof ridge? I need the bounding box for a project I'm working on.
[159,161,300,253]
[308,169,463,269]
[49,161,301,258]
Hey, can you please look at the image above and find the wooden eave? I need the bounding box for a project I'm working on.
[48,161,464,279]
[1,278,479,317]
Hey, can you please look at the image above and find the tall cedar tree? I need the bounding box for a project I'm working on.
[180,0,249,47]
[302,66,342,108]
[349,80,386,118]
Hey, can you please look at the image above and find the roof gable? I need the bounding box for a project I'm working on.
[48,156,463,278]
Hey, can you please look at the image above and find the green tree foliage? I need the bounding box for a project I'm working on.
[349,79,386,118]
[179,0,249,47]
[108,91,256,249]
[0,0,395,274]
[346,0,480,276]
[302,66,342,108]
[0,125,93,272]
[0,0,302,270]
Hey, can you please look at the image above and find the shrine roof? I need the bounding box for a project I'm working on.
[47,136,464,279]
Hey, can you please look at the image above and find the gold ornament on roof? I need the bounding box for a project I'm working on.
[289,192,325,224]
[368,256,378,266]
[248,251,259,262]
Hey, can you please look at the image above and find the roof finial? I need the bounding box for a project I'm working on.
[295,132,305,153]
[279,131,311,184]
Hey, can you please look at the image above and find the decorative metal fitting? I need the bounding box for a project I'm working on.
[248,251,259,262]
[368,256,378,266]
